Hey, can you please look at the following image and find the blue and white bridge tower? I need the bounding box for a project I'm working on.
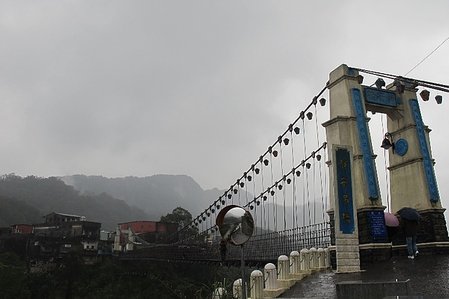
[324,64,449,272]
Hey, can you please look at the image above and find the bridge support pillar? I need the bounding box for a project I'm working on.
[299,248,311,274]
[233,279,243,299]
[277,255,296,289]
[250,270,264,299]
[309,247,319,270]
[289,251,300,274]
[325,64,449,266]
[324,247,331,268]
[318,248,326,269]
[263,263,285,298]
[289,251,307,280]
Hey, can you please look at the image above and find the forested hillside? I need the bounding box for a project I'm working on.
[0,175,149,230]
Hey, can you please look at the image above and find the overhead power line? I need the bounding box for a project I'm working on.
[405,36,449,76]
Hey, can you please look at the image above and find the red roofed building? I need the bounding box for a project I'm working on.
[11,224,33,234]
[114,221,178,252]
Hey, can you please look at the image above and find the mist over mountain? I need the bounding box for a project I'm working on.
[61,174,221,220]
[0,173,328,233]
[0,175,149,230]
[61,174,329,230]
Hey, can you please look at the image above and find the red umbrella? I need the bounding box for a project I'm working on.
[384,212,400,227]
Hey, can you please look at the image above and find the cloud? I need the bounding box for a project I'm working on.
[0,0,448,204]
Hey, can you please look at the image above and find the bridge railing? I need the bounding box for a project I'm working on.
[120,222,330,263]
[227,221,331,261]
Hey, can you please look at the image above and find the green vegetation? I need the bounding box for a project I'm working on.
[0,252,241,299]
[161,207,199,240]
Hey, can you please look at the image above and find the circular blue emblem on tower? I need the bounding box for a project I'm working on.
[395,138,408,156]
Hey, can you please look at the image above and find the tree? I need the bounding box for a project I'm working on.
[160,207,192,228]
[160,207,198,242]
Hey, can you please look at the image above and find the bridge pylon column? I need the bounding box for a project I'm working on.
[324,64,449,266]
[324,64,387,271]
[385,82,448,246]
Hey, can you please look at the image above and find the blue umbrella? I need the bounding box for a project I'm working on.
[397,207,421,221]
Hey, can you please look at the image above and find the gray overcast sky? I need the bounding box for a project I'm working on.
[1,1,448,202]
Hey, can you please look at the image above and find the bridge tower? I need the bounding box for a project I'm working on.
[324,64,448,272]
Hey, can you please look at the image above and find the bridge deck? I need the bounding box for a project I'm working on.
[280,254,449,298]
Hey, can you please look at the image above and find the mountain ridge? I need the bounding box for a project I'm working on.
[0,174,149,230]
[61,174,219,220]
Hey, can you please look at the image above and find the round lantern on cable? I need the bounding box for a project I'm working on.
[374,78,386,89]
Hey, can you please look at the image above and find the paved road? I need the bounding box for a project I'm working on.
[280,254,449,298]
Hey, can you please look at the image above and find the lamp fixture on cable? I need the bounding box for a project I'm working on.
[420,89,430,101]
[381,132,394,152]
[374,78,386,89]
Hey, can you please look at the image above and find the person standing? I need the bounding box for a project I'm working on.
[402,218,419,259]
[219,239,227,262]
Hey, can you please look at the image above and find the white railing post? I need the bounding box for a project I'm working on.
[325,247,331,268]
[233,279,242,299]
[290,251,300,275]
[318,247,326,269]
[264,263,278,290]
[250,270,264,299]
[300,248,310,272]
[277,255,289,280]
[309,247,318,270]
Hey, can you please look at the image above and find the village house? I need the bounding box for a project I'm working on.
[114,220,178,252]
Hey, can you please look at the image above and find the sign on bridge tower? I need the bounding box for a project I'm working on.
[324,64,448,272]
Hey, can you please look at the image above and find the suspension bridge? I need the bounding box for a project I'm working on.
[120,64,449,297]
